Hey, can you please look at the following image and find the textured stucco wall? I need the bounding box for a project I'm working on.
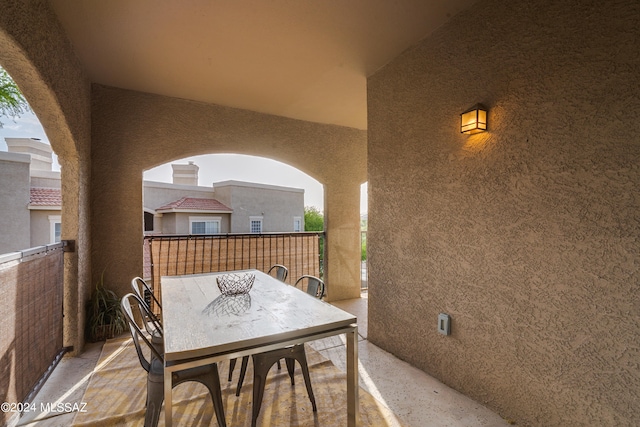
[0,152,31,253]
[30,170,62,188]
[215,182,304,233]
[29,210,59,247]
[368,0,640,425]
[0,0,92,354]
[92,85,366,301]
[143,181,217,211]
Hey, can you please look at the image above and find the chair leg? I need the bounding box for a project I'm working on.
[228,358,237,381]
[236,355,250,396]
[201,365,227,427]
[170,364,227,427]
[251,353,277,427]
[250,345,317,425]
[285,357,296,385]
[145,376,163,427]
[294,347,317,411]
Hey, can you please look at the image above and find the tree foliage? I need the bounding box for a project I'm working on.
[0,67,30,128]
[304,206,324,231]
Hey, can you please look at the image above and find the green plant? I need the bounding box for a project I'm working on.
[86,271,126,342]
[0,67,31,128]
[304,206,324,231]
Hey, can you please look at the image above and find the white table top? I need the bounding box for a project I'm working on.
[161,270,357,363]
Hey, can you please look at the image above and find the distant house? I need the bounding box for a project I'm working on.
[0,138,305,255]
[0,138,62,253]
[144,161,305,235]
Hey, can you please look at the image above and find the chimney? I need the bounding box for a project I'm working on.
[5,137,53,171]
[172,161,199,186]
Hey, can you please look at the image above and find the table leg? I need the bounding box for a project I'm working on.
[165,367,173,427]
[346,324,360,426]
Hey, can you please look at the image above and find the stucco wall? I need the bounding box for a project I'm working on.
[31,170,62,188]
[143,180,216,211]
[214,182,304,233]
[0,152,31,253]
[367,0,640,425]
[92,85,366,300]
[29,210,59,247]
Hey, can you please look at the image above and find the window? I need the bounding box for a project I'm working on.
[189,216,221,234]
[250,216,263,234]
[48,215,61,243]
[144,211,154,232]
[293,216,302,232]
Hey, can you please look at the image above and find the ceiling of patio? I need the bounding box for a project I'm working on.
[49,0,477,130]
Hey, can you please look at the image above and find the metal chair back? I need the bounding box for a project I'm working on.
[267,264,289,282]
[121,293,163,373]
[131,276,162,310]
[294,275,325,299]
[131,277,163,334]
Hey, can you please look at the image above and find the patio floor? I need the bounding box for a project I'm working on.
[14,293,510,427]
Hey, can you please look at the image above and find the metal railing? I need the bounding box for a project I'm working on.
[0,243,66,426]
[144,232,324,302]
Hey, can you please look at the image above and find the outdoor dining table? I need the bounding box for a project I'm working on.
[161,269,359,426]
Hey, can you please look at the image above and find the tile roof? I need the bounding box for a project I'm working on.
[30,187,62,207]
[156,197,232,212]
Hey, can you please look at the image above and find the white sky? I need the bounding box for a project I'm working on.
[1,111,368,213]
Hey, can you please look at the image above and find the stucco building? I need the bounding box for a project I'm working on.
[0,138,61,253]
[0,138,304,254]
[144,174,304,235]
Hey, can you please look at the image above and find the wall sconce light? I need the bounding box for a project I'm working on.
[460,104,487,134]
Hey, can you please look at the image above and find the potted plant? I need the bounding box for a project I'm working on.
[86,271,127,342]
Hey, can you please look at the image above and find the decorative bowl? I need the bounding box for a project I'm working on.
[216,273,255,295]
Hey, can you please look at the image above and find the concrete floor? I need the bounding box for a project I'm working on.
[13,294,510,427]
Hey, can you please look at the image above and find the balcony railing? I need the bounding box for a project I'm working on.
[0,243,66,426]
[144,232,324,305]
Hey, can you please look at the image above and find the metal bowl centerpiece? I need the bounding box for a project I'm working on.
[216,272,255,295]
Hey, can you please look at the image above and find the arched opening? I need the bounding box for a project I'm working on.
[90,85,366,303]
[141,153,327,291]
[360,181,368,291]
[0,54,87,420]
[1,9,93,365]
[0,105,63,252]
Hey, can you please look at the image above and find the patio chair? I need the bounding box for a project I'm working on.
[294,275,325,299]
[228,264,289,380]
[233,275,323,426]
[121,293,226,427]
[267,264,288,282]
[131,277,162,335]
[131,276,162,311]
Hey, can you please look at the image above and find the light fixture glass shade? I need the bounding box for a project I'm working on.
[460,104,487,134]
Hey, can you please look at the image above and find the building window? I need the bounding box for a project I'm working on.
[48,215,61,243]
[144,211,154,232]
[189,216,221,234]
[293,216,302,232]
[250,216,263,234]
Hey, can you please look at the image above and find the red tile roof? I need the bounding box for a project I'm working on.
[30,187,62,207]
[156,197,232,212]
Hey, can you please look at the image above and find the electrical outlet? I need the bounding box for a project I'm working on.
[437,313,451,335]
